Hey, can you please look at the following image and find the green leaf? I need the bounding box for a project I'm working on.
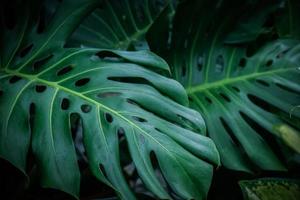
[239,178,300,200]
[0,0,219,199]
[273,123,300,154]
[67,0,170,50]
[150,0,300,172]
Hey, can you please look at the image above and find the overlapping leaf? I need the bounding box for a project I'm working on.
[67,0,171,50]
[148,0,300,172]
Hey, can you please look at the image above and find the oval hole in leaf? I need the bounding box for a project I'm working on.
[256,79,270,87]
[108,76,140,83]
[57,65,73,76]
[205,97,212,104]
[105,113,113,123]
[61,98,70,110]
[127,99,139,106]
[9,76,22,84]
[33,54,54,71]
[97,92,121,98]
[232,86,240,92]
[35,85,47,93]
[96,51,121,61]
[265,59,273,67]
[81,104,91,113]
[132,116,147,123]
[219,93,231,102]
[75,78,90,87]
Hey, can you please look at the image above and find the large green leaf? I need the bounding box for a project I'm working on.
[148,0,300,172]
[67,0,171,50]
[0,0,219,199]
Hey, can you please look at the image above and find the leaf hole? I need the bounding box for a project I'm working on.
[57,65,73,76]
[97,92,121,98]
[132,116,147,123]
[105,113,113,123]
[35,85,47,93]
[155,127,163,133]
[96,51,121,61]
[0,90,3,97]
[219,93,231,102]
[81,104,91,113]
[75,78,90,87]
[33,54,54,71]
[107,77,153,86]
[9,76,22,83]
[265,59,273,67]
[238,58,247,68]
[205,97,212,104]
[256,79,270,87]
[232,86,240,92]
[19,44,33,58]
[61,98,70,110]
[126,98,139,106]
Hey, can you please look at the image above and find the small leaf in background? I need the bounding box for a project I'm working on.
[239,178,300,200]
[273,124,300,154]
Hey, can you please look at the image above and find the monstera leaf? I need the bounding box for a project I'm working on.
[67,0,171,50]
[148,0,300,172]
[0,0,219,199]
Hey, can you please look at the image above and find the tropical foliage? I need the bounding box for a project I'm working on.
[0,0,299,199]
